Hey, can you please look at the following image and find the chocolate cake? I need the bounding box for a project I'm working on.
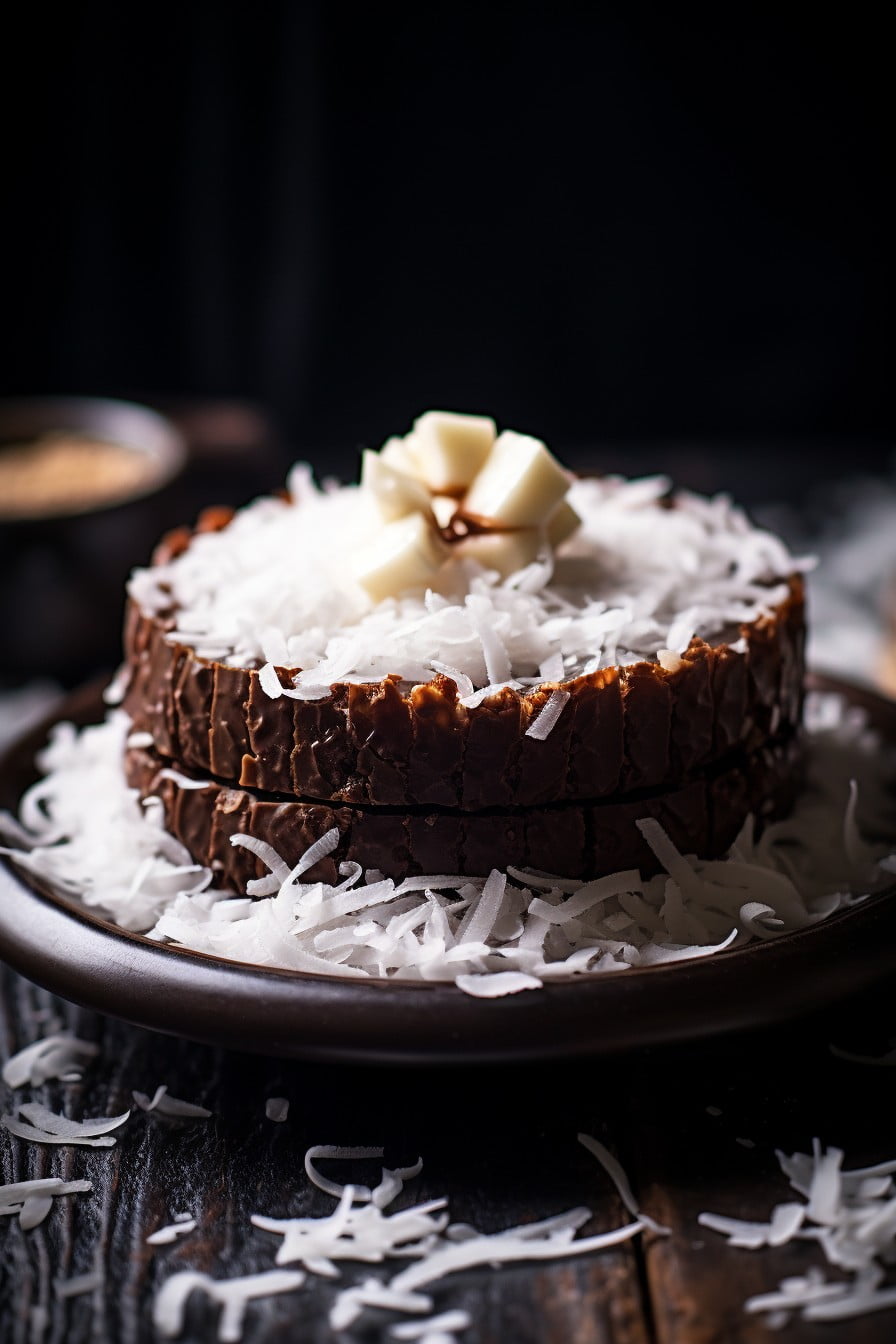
[118,412,807,885]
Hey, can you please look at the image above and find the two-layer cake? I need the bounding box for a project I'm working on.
[118,413,806,887]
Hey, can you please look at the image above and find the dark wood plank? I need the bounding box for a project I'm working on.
[4,961,895,1343]
[0,967,652,1344]
[620,985,896,1344]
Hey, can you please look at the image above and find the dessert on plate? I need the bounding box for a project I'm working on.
[118,412,806,887]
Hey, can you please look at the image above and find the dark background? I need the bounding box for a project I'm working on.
[3,3,892,480]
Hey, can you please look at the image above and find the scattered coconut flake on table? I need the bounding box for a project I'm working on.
[700,1138,896,1326]
[265,1097,289,1123]
[243,1140,650,1337]
[0,1177,92,1229]
[2,1033,98,1088]
[577,1132,670,1235]
[16,1100,130,1139]
[390,1311,472,1339]
[18,1194,55,1231]
[147,1218,198,1247]
[1,691,894,995]
[131,1085,211,1118]
[1,1102,127,1148]
[127,472,812,690]
[153,1269,306,1342]
[55,1271,104,1300]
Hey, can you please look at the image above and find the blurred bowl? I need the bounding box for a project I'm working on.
[0,396,186,686]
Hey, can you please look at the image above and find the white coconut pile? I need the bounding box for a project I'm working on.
[0,694,894,994]
[700,1140,896,1325]
[126,469,812,697]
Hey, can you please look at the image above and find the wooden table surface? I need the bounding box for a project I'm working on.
[1,964,894,1344]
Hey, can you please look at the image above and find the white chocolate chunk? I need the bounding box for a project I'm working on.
[462,430,570,528]
[354,512,448,603]
[431,494,459,528]
[380,435,421,477]
[454,529,542,577]
[412,411,496,494]
[360,451,433,523]
[546,498,582,547]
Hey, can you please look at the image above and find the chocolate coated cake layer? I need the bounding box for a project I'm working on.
[125,734,801,888]
[122,506,805,810]
[122,533,804,811]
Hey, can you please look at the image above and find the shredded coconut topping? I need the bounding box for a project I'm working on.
[127,473,810,692]
[1,693,893,994]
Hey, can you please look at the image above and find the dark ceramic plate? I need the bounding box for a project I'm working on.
[0,680,894,1066]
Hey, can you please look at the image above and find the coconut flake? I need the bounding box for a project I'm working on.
[330,1280,434,1331]
[265,1097,290,1123]
[3,1034,98,1089]
[56,1271,104,1299]
[18,1195,55,1230]
[453,972,543,998]
[525,689,570,740]
[702,1139,896,1326]
[147,1217,198,1246]
[386,1219,645,1295]
[157,767,212,791]
[391,1311,473,1338]
[1,1113,117,1149]
[577,1132,669,1235]
[131,1084,210,1118]
[304,1145,384,1202]
[152,1093,211,1120]
[0,1177,91,1204]
[153,1269,305,1341]
[16,1101,130,1139]
[132,1084,169,1112]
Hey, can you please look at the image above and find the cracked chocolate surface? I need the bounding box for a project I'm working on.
[125,734,801,888]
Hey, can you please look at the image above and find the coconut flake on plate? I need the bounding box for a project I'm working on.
[2,693,895,994]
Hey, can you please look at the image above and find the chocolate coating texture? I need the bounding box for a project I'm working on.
[125,734,801,889]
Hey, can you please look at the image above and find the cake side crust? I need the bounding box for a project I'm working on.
[124,733,802,888]
[122,576,805,808]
